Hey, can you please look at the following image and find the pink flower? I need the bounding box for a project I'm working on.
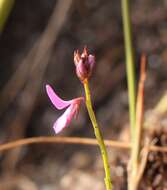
[46,84,84,134]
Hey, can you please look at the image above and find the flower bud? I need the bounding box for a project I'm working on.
[74,47,95,82]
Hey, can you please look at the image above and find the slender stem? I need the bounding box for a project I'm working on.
[83,79,112,190]
[121,0,136,137]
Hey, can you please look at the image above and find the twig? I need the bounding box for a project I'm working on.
[0,137,129,152]
[0,136,167,153]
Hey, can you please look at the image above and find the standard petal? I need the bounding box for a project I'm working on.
[46,84,72,110]
[53,104,76,134]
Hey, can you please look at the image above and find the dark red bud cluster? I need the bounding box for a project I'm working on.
[74,47,95,82]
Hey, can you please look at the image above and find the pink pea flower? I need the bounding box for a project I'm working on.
[46,84,84,134]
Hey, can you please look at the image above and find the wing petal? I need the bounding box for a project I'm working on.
[53,104,76,134]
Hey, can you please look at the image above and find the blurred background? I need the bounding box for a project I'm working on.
[0,0,167,189]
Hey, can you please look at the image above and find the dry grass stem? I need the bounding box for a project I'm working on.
[135,138,150,189]
[129,54,146,190]
[0,136,166,153]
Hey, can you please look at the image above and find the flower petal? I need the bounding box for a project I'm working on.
[88,55,95,69]
[53,104,76,134]
[46,84,72,110]
[53,113,68,134]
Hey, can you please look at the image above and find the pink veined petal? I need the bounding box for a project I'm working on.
[53,104,77,134]
[46,84,72,110]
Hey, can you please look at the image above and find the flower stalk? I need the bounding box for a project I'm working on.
[83,79,112,190]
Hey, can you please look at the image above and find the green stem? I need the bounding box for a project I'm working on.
[83,79,112,190]
[121,0,136,137]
